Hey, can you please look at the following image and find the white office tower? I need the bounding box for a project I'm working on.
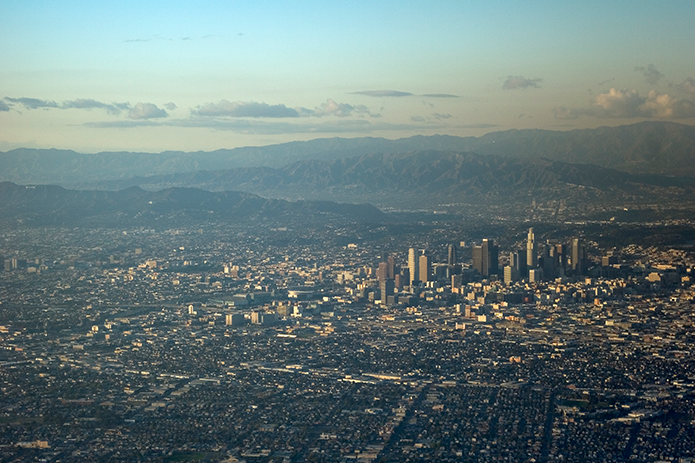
[408,247,419,286]
[527,228,537,268]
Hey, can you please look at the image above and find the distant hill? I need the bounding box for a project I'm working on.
[78,151,695,207]
[0,182,386,227]
[2,122,695,187]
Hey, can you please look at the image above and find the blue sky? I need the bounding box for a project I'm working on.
[1,0,694,152]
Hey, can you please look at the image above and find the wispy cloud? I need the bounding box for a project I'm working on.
[4,95,382,121]
[353,90,459,98]
[124,36,166,43]
[554,88,695,119]
[128,102,169,120]
[194,99,378,118]
[85,118,438,135]
[62,99,129,115]
[410,112,454,123]
[502,76,543,90]
[634,64,664,86]
[84,120,160,128]
[352,90,414,97]
[193,100,300,118]
[299,99,376,118]
[5,97,59,109]
[125,34,219,43]
[4,97,136,115]
[422,93,459,98]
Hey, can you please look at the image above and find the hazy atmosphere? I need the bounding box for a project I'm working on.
[5,2,695,462]
[2,0,695,152]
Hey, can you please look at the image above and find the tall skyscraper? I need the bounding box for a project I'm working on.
[571,238,586,275]
[527,228,537,268]
[376,262,388,281]
[447,244,457,266]
[419,252,431,283]
[541,242,557,280]
[472,239,498,277]
[408,248,419,286]
[485,239,499,276]
[387,255,396,280]
[472,244,483,275]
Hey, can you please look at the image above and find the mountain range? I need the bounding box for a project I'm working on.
[2,121,695,210]
[75,150,695,207]
[0,182,385,227]
[3,122,695,188]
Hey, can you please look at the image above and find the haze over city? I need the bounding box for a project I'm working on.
[2,0,695,153]
[4,2,695,462]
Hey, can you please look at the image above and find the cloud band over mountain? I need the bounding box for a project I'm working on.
[554,88,695,119]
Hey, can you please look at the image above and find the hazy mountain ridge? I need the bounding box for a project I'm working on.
[0,135,474,185]
[0,182,386,226]
[3,122,695,187]
[79,151,695,207]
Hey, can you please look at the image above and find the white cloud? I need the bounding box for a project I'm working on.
[0,101,10,111]
[299,99,373,118]
[554,88,695,119]
[593,88,645,117]
[640,90,695,118]
[164,102,177,111]
[128,102,168,120]
[194,99,377,118]
[193,100,300,118]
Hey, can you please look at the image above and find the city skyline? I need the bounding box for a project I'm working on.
[2,0,695,153]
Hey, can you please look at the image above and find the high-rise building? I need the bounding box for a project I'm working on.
[380,279,395,301]
[571,238,586,275]
[376,262,388,281]
[419,253,431,283]
[394,273,404,290]
[516,249,528,277]
[408,248,419,286]
[447,244,457,266]
[472,239,498,277]
[472,245,483,275]
[503,265,518,284]
[527,228,537,268]
[486,239,499,276]
[387,256,396,280]
[542,242,557,280]
[529,268,543,283]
